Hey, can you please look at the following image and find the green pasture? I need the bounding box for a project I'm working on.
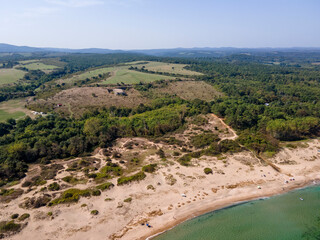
[0,68,26,86]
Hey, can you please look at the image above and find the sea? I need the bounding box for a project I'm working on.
[153,184,320,240]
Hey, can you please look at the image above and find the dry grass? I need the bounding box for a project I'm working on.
[152,81,223,101]
[28,87,149,118]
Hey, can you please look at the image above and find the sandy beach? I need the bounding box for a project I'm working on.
[1,116,320,240]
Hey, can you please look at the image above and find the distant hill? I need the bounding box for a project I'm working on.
[1,43,320,58]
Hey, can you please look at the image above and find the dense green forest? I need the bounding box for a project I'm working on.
[0,52,320,184]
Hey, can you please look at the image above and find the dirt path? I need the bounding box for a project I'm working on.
[210,113,282,173]
[211,113,238,141]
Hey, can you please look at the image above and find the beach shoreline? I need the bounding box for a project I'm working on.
[144,179,319,240]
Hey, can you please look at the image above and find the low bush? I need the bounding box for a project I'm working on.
[20,195,51,209]
[191,133,220,148]
[11,214,19,219]
[48,182,60,191]
[95,163,123,180]
[117,172,146,185]
[204,168,213,174]
[18,213,30,221]
[62,176,86,185]
[92,189,101,196]
[0,221,21,234]
[96,182,114,191]
[178,154,192,166]
[142,164,157,173]
[48,189,91,206]
[91,210,99,215]
[124,197,132,203]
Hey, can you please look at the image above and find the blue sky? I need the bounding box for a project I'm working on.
[0,0,319,49]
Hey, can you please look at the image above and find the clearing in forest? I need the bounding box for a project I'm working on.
[133,61,203,76]
[152,80,223,101]
[57,60,201,85]
[28,87,150,118]
[59,64,176,85]
[17,59,65,73]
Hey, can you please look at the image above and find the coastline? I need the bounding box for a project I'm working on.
[2,139,320,240]
[144,179,319,240]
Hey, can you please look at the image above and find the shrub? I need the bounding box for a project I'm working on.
[20,195,51,209]
[117,172,146,185]
[191,133,220,148]
[92,189,101,196]
[0,221,21,233]
[156,148,165,158]
[48,182,60,191]
[49,189,91,206]
[81,204,87,207]
[96,182,114,191]
[204,168,213,174]
[178,154,192,166]
[91,210,99,215]
[88,173,97,179]
[96,163,123,180]
[18,213,30,221]
[11,214,19,219]
[124,197,132,203]
[47,212,53,216]
[147,185,155,190]
[142,164,157,173]
[22,181,32,188]
[62,176,86,185]
[130,158,140,165]
[173,151,180,156]
[0,188,15,196]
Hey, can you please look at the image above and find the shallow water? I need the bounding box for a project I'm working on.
[154,185,320,240]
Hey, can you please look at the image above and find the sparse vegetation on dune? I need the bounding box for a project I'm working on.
[117,171,146,185]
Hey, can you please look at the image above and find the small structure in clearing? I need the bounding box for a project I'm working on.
[113,89,126,96]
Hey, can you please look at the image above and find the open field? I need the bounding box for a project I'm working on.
[59,63,176,85]
[152,80,223,101]
[58,67,115,84]
[0,68,26,86]
[23,62,59,71]
[0,98,34,122]
[101,69,175,84]
[17,58,65,73]
[28,87,150,117]
[138,61,203,76]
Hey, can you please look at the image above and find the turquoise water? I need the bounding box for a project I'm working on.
[154,185,320,240]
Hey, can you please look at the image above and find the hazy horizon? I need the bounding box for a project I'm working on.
[1,0,319,50]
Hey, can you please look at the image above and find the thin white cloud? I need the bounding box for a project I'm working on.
[46,0,104,8]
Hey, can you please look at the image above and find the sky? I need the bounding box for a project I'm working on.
[0,0,319,49]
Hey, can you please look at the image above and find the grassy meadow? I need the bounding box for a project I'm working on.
[59,63,176,85]
[101,69,175,84]
[139,61,203,76]
[0,68,26,86]
[23,62,59,71]
[0,99,31,122]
